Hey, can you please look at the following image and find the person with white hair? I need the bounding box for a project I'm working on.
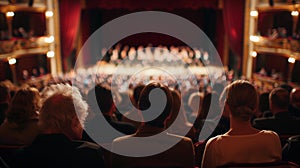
[14,84,105,167]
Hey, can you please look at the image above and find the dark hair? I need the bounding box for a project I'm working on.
[132,84,146,107]
[259,92,270,113]
[94,84,114,114]
[270,88,289,109]
[138,82,173,128]
[200,92,221,120]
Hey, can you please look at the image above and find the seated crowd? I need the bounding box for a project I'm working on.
[0,77,299,168]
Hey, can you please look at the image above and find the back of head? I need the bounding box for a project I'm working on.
[188,92,202,112]
[259,92,270,113]
[167,89,181,127]
[132,84,146,107]
[269,87,290,111]
[138,82,173,128]
[94,83,114,114]
[226,80,258,121]
[201,92,221,120]
[280,84,293,93]
[6,87,40,125]
[39,84,88,140]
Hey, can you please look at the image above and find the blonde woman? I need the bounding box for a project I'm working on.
[201,80,281,168]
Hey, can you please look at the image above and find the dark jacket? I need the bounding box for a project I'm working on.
[253,111,300,135]
[13,134,105,168]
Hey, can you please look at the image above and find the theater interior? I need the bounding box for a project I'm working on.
[0,0,300,167]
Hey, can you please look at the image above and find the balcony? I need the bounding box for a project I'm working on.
[0,36,50,59]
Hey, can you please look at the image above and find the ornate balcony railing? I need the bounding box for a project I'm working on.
[0,36,50,59]
[253,36,300,59]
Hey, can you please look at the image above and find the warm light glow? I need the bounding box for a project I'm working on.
[8,58,16,65]
[251,51,257,57]
[47,51,55,58]
[44,36,54,43]
[288,57,296,63]
[291,11,299,16]
[250,35,260,42]
[250,10,258,17]
[45,11,53,17]
[6,11,14,17]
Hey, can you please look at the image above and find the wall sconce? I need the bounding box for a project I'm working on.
[250,10,258,17]
[45,11,53,18]
[44,36,54,43]
[250,51,257,57]
[288,57,296,63]
[250,35,260,42]
[6,11,14,17]
[291,10,299,16]
[8,57,16,65]
[47,51,55,58]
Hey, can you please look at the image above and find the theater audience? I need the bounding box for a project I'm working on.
[202,80,281,168]
[14,84,105,167]
[0,87,40,145]
[253,88,300,135]
[289,88,300,118]
[111,82,195,168]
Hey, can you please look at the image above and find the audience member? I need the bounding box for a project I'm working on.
[83,83,136,143]
[111,82,195,168]
[122,84,145,129]
[253,88,300,135]
[188,91,203,123]
[0,87,40,145]
[202,80,281,168]
[289,88,300,118]
[166,89,196,142]
[282,135,300,165]
[195,92,226,141]
[259,92,271,117]
[14,84,105,167]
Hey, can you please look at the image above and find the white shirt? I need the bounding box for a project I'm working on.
[201,130,282,168]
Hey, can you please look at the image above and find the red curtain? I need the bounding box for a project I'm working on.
[85,0,219,10]
[223,0,245,58]
[216,9,225,62]
[59,0,81,71]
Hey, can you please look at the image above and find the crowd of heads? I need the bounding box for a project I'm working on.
[0,65,299,167]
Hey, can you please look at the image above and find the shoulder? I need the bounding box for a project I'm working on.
[257,130,280,138]
[167,133,193,143]
[206,135,223,144]
[113,134,133,144]
[72,140,102,151]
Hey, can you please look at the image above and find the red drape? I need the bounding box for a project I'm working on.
[216,9,224,62]
[223,0,245,58]
[85,0,219,10]
[59,0,81,71]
